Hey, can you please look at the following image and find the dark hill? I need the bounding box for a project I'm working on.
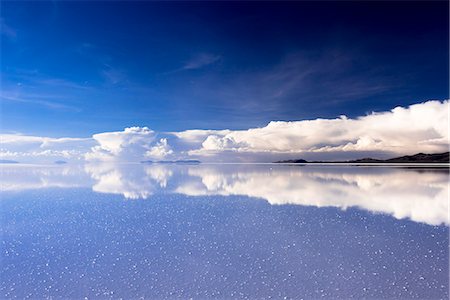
[275,152,449,164]
[274,159,307,164]
[383,152,449,163]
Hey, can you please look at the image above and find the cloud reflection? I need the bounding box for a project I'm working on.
[1,164,448,226]
[84,164,159,200]
[177,166,449,226]
[0,164,92,191]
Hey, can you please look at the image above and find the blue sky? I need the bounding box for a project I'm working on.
[2,1,448,138]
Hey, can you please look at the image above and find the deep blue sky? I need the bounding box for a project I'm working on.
[1,1,448,137]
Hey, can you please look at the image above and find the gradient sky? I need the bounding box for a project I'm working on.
[1,1,449,138]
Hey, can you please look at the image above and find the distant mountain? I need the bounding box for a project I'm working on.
[350,152,449,164]
[141,160,201,164]
[275,152,449,164]
[54,160,67,164]
[0,159,19,164]
[274,159,308,164]
[383,152,449,163]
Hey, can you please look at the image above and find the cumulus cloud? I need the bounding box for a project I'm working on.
[85,127,156,162]
[1,100,448,163]
[145,138,174,159]
[189,100,449,159]
[201,135,247,151]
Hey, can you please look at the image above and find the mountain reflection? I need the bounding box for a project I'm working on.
[1,164,448,226]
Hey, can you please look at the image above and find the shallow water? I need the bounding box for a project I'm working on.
[1,164,448,299]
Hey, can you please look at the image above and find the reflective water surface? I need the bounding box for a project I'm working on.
[1,164,449,299]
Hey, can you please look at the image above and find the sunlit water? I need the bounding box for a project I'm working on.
[1,164,448,299]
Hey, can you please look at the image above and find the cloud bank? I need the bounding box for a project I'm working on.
[1,100,448,163]
[0,134,94,162]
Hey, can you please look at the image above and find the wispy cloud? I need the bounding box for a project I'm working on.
[1,18,17,40]
[182,53,221,70]
[101,65,126,85]
[166,53,221,74]
[5,69,91,90]
[157,49,400,128]
[1,70,94,112]
[32,78,90,90]
[1,92,81,112]
[207,50,395,114]
[73,42,128,85]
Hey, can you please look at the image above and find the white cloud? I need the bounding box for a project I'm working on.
[171,129,231,144]
[145,138,173,159]
[189,100,448,159]
[0,134,94,162]
[183,53,221,70]
[85,127,156,162]
[1,100,448,163]
[1,18,17,40]
[201,135,246,151]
